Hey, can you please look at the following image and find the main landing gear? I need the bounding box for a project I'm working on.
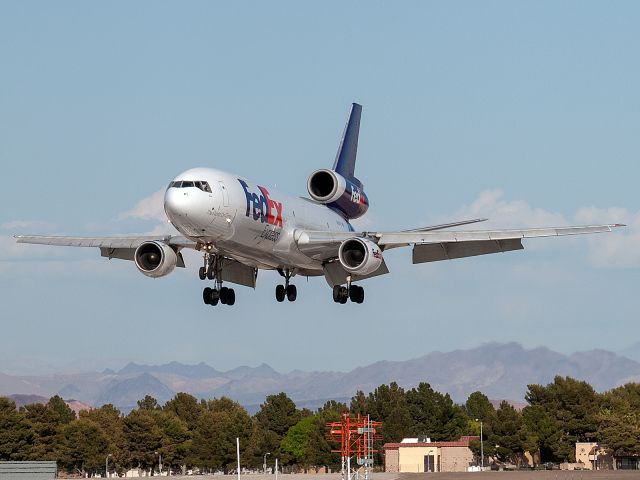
[200,251,236,307]
[332,276,365,304]
[275,268,297,302]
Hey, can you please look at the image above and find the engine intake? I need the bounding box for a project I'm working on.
[134,241,178,278]
[307,169,369,219]
[338,237,383,275]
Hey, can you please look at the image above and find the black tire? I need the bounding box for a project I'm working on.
[199,267,206,280]
[275,284,285,302]
[356,286,365,304]
[286,284,297,302]
[210,288,220,306]
[350,285,365,304]
[206,267,215,280]
[203,287,212,305]
[349,285,359,303]
[339,286,348,304]
[333,285,342,303]
[226,288,236,306]
[220,286,229,304]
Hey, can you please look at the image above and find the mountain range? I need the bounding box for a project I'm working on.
[1,342,639,413]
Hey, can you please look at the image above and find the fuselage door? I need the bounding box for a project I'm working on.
[218,181,230,207]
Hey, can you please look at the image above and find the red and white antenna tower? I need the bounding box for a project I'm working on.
[327,413,382,480]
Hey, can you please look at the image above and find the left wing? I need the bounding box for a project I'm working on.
[295,224,624,263]
[14,234,197,267]
[14,234,196,249]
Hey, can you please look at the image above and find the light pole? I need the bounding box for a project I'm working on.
[105,454,112,479]
[155,451,162,475]
[263,452,271,474]
[475,419,484,470]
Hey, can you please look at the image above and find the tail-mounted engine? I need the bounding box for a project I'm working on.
[338,237,383,275]
[134,241,178,278]
[307,169,369,220]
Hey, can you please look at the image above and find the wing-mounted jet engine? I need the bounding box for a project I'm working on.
[338,237,383,275]
[134,241,179,278]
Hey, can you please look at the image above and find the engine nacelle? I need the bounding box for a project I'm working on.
[134,241,178,278]
[338,237,383,275]
[307,169,369,219]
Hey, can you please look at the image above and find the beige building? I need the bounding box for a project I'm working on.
[576,442,599,470]
[384,436,478,473]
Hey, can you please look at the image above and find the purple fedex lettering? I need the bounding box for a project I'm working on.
[238,179,283,227]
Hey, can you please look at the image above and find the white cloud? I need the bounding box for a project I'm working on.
[575,206,640,268]
[448,189,637,269]
[120,189,166,222]
[454,189,568,228]
[1,220,57,231]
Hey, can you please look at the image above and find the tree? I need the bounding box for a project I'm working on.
[487,401,526,464]
[465,391,495,423]
[164,393,202,431]
[598,383,640,456]
[80,405,125,474]
[21,402,62,460]
[253,393,301,465]
[523,376,599,462]
[60,417,109,476]
[0,397,34,460]
[191,397,254,472]
[281,415,316,465]
[137,395,160,411]
[47,395,76,424]
[366,382,412,444]
[123,409,164,471]
[405,382,468,441]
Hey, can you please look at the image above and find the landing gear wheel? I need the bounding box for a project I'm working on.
[349,285,365,304]
[203,287,212,305]
[199,267,206,280]
[203,287,219,306]
[206,268,215,280]
[226,288,235,306]
[219,286,229,305]
[339,289,348,304]
[286,284,297,302]
[333,285,342,303]
[275,284,286,302]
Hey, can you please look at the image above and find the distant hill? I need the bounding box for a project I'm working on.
[1,342,639,413]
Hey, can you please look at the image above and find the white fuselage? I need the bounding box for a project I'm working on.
[163,167,353,273]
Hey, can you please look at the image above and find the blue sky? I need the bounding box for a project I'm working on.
[1,1,639,375]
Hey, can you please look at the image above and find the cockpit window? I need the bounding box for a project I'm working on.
[168,180,212,193]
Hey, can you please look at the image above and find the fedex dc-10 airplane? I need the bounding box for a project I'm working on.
[16,104,623,307]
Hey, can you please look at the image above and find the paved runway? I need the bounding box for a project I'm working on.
[157,472,639,480]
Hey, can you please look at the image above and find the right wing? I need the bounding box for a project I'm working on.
[295,224,624,264]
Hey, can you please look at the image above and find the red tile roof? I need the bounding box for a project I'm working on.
[384,436,479,450]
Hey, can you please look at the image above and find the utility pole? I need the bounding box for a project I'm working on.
[480,421,484,470]
[105,454,111,479]
[236,437,241,480]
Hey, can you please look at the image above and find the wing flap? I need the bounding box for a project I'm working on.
[378,224,619,246]
[413,239,524,264]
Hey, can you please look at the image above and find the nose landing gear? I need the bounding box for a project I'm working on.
[276,268,297,302]
[200,251,236,307]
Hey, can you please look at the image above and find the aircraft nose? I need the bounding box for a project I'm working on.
[164,186,191,221]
